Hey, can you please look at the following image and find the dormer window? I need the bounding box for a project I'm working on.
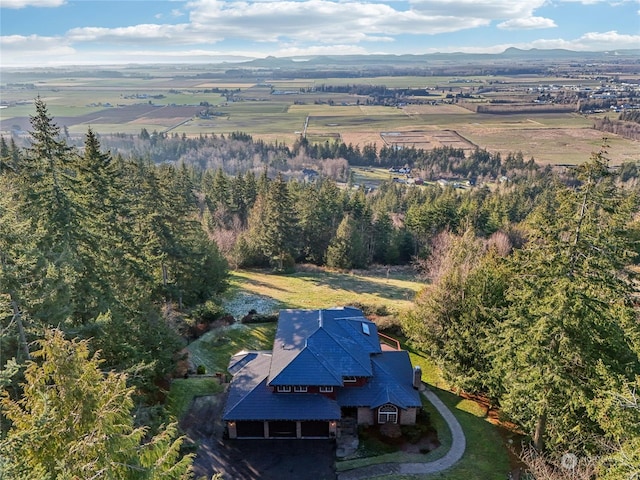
[344,376,357,383]
[293,386,308,393]
[276,385,292,393]
[319,386,333,393]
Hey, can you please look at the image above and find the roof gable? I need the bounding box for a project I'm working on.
[223,352,340,421]
[336,351,422,409]
[267,307,381,386]
[268,347,342,386]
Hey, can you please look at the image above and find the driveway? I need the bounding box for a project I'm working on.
[181,394,336,480]
[181,383,466,480]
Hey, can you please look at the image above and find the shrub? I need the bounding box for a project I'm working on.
[373,315,403,336]
[191,300,225,324]
[272,253,296,273]
[196,365,206,375]
[400,424,424,444]
[348,301,395,318]
[241,313,278,324]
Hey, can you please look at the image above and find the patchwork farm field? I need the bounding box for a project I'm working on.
[2,67,638,165]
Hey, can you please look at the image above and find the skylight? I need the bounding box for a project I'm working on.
[362,322,370,335]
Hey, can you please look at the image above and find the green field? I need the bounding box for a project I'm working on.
[225,267,423,314]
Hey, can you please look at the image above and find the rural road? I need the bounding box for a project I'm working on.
[337,385,467,479]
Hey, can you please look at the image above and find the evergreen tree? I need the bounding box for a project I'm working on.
[494,150,640,453]
[326,214,367,269]
[260,173,298,270]
[405,231,507,399]
[295,179,343,264]
[0,330,193,480]
[8,97,80,326]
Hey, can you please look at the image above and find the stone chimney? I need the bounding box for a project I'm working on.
[412,366,422,389]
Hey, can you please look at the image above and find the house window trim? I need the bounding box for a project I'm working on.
[276,385,292,393]
[378,404,398,424]
[319,386,334,393]
[343,376,357,383]
[293,385,308,393]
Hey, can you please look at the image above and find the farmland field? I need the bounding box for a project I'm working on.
[1,67,638,164]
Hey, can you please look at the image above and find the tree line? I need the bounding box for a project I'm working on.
[200,161,555,271]
[44,127,549,183]
[1,99,229,477]
[404,149,640,478]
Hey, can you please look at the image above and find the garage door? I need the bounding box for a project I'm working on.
[236,421,265,438]
[301,421,330,437]
[268,420,297,437]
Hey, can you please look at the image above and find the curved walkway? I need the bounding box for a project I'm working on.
[337,386,466,479]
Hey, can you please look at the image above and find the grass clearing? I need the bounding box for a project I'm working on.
[336,385,512,479]
[227,268,422,313]
[401,347,512,479]
[186,322,277,375]
[166,377,223,419]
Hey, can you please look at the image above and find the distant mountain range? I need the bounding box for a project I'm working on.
[231,48,640,69]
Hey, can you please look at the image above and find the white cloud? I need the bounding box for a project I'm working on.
[498,16,557,29]
[186,0,490,43]
[554,0,628,4]
[66,23,203,45]
[408,0,547,18]
[1,0,637,66]
[410,0,559,33]
[532,30,640,50]
[1,0,65,8]
[439,30,640,53]
[0,34,76,66]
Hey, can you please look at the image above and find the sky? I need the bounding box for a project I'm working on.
[1,0,639,67]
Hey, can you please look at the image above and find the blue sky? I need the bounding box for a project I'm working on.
[1,0,639,66]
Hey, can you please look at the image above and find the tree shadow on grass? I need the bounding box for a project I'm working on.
[292,271,419,302]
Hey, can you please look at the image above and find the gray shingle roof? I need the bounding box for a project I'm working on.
[223,307,420,423]
[268,307,381,386]
[223,352,340,421]
[336,351,422,410]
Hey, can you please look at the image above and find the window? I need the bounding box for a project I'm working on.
[276,385,291,393]
[343,376,357,383]
[293,386,308,393]
[378,404,398,424]
[361,322,370,335]
[319,386,333,393]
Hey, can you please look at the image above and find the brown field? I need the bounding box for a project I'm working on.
[0,104,202,133]
[194,82,257,89]
[401,104,474,115]
[380,129,476,151]
[339,131,386,147]
[457,125,640,165]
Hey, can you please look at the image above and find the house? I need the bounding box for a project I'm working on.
[222,307,422,439]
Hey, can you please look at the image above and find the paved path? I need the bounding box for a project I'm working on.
[337,385,466,479]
